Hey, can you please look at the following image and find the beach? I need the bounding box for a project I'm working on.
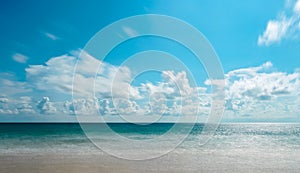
[1,148,299,173]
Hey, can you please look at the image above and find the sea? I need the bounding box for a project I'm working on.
[1,123,300,171]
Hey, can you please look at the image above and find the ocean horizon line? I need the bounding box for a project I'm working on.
[1,122,300,124]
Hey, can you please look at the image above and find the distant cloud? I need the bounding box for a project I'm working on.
[17,96,35,114]
[1,50,300,121]
[12,53,28,63]
[258,0,300,46]
[224,61,300,117]
[0,95,34,115]
[43,32,60,40]
[23,52,300,119]
[37,97,57,114]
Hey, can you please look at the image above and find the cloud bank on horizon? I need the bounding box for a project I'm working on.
[0,50,299,122]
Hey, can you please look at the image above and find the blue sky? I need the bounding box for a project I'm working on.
[0,0,300,122]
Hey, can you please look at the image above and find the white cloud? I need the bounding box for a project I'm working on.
[0,96,35,115]
[138,71,205,116]
[113,98,139,115]
[12,53,28,63]
[140,71,200,100]
[258,16,291,46]
[71,98,98,115]
[258,0,300,46]
[17,96,35,114]
[26,50,141,99]
[2,49,300,121]
[226,62,299,100]
[294,0,300,13]
[0,73,31,96]
[224,62,300,117]
[37,97,57,114]
[43,32,59,40]
[26,54,76,95]
[0,96,15,114]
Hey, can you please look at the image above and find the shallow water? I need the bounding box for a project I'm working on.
[1,123,300,153]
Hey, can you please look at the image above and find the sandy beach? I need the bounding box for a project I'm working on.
[1,148,299,173]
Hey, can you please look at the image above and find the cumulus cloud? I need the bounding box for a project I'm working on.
[137,71,205,116]
[26,53,76,95]
[226,62,299,100]
[37,97,57,114]
[140,71,200,99]
[113,98,140,115]
[1,49,300,121]
[224,62,300,117]
[17,96,35,114]
[0,96,35,115]
[0,96,16,114]
[258,0,300,46]
[71,98,98,115]
[26,50,141,99]
[98,99,114,115]
[63,69,203,117]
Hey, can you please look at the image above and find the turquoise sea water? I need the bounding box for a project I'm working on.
[1,123,300,155]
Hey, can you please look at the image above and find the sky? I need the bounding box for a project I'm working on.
[0,0,300,122]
